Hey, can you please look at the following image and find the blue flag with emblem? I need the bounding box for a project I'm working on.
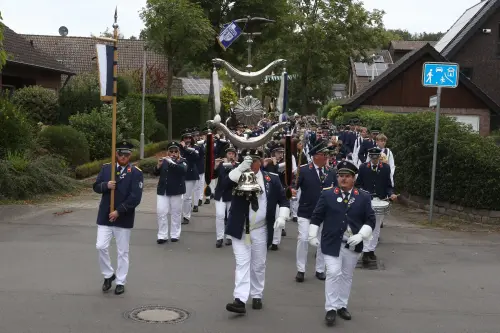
[217,21,242,51]
[95,44,114,101]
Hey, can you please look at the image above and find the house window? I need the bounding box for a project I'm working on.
[461,67,473,79]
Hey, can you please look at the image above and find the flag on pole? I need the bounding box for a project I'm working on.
[96,44,114,102]
[217,21,242,50]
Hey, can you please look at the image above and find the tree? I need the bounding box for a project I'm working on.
[96,27,125,39]
[387,28,443,41]
[257,0,388,113]
[140,0,215,140]
[0,12,7,71]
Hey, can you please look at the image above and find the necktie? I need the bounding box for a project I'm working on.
[343,192,350,204]
[318,168,325,182]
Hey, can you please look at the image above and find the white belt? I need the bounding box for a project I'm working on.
[250,220,267,231]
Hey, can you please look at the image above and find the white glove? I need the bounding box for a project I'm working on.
[237,157,253,172]
[347,234,363,246]
[273,207,290,229]
[308,224,320,247]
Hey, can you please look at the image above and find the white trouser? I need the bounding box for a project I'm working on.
[291,189,301,218]
[272,204,283,245]
[196,173,205,201]
[297,217,325,273]
[232,226,268,303]
[157,194,183,240]
[96,225,131,285]
[209,178,217,196]
[183,180,197,219]
[363,214,384,252]
[324,246,360,311]
[215,199,231,240]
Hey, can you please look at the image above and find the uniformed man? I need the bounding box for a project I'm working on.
[356,147,396,263]
[292,140,337,283]
[154,141,187,244]
[93,141,144,295]
[213,144,238,248]
[180,129,200,224]
[225,149,290,314]
[193,127,207,208]
[357,128,380,164]
[376,133,396,187]
[308,160,375,326]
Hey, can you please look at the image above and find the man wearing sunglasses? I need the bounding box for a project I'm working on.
[93,141,144,295]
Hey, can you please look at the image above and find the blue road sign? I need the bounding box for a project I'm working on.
[422,62,459,88]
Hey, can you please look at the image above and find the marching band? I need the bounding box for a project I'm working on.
[92,113,398,326]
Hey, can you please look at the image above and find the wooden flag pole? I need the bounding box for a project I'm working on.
[110,9,119,212]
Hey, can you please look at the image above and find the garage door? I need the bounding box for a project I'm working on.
[448,115,480,132]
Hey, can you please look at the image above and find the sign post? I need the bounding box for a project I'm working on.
[422,62,459,222]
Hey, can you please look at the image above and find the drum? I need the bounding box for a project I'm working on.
[371,198,390,216]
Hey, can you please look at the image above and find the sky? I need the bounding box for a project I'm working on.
[1,0,482,38]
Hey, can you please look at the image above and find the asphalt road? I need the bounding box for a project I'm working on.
[1,181,499,333]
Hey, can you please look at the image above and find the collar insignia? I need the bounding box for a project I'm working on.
[334,187,340,194]
[353,189,359,196]
[264,175,271,182]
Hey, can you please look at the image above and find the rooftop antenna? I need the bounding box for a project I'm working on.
[59,26,69,37]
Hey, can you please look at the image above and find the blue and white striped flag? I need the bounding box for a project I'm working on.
[95,44,114,101]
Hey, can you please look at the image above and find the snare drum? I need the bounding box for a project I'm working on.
[371,198,390,216]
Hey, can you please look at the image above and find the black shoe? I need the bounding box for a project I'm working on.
[295,271,305,282]
[171,238,179,243]
[281,229,286,237]
[315,271,326,281]
[270,244,278,251]
[381,222,384,228]
[369,251,377,261]
[252,298,263,310]
[102,274,116,292]
[198,199,203,206]
[225,238,232,246]
[114,284,125,295]
[325,310,336,326]
[337,307,352,320]
[216,239,223,248]
[205,199,210,204]
[362,252,371,265]
[292,217,298,222]
[157,239,167,244]
[226,298,246,314]
[182,217,189,224]
[192,206,198,213]
[210,194,214,199]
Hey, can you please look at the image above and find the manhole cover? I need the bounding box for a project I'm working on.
[125,305,190,324]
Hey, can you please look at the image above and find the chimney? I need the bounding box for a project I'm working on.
[30,40,34,47]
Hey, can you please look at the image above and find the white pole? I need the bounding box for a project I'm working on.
[140,48,147,159]
[429,86,442,222]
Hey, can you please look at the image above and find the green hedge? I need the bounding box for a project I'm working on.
[38,125,90,166]
[0,98,35,159]
[136,157,158,175]
[74,141,169,179]
[338,109,500,210]
[129,94,209,138]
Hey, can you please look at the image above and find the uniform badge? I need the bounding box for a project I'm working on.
[265,175,271,182]
[348,197,355,205]
[334,187,340,194]
[353,189,359,196]
[309,164,313,169]
[139,182,143,189]
[127,167,131,173]
[337,197,342,203]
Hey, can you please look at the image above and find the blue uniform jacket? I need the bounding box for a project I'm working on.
[93,163,144,229]
[213,162,238,202]
[356,162,393,199]
[225,171,290,246]
[153,158,187,196]
[181,145,200,181]
[310,187,376,256]
[195,143,205,175]
[293,163,337,219]
[357,138,376,164]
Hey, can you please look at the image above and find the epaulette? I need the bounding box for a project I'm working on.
[103,162,111,165]
[358,188,370,194]
[134,166,142,172]
[268,172,278,176]
[299,164,308,168]
[323,186,333,191]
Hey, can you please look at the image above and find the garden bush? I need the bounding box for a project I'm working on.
[58,73,102,123]
[11,85,59,124]
[119,96,157,141]
[150,122,168,142]
[0,98,35,159]
[38,125,90,166]
[129,94,209,138]
[69,104,130,160]
[0,153,79,200]
[136,157,158,175]
[341,109,500,210]
[74,140,169,179]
